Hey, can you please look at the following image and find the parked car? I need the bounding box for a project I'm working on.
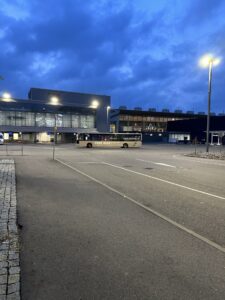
[0,133,4,145]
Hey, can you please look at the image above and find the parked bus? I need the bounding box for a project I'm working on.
[77,133,142,148]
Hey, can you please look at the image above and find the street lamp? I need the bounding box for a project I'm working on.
[199,54,221,152]
[107,106,110,131]
[52,113,63,160]
[53,114,58,160]
[48,95,61,160]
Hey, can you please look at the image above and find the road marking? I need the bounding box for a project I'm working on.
[156,163,176,168]
[56,158,225,254]
[173,155,225,167]
[24,146,55,150]
[76,161,101,164]
[102,162,225,201]
[137,159,176,168]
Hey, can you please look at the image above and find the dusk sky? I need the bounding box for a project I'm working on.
[0,0,225,113]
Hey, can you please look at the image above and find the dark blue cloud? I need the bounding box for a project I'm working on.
[0,0,225,112]
[182,0,225,25]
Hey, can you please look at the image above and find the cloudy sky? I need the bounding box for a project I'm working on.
[0,0,225,112]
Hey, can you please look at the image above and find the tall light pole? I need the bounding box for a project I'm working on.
[49,96,61,160]
[206,60,213,153]
[52,113,63,160]
[107,106,110,132]
[199,54,220,152]
[53,114,57,160]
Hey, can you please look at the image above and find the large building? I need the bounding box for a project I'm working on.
[167,116,225,145]
[109,107,225,144]
[0,88,110,143]
[110,108,206,133]
[110,108,225,144]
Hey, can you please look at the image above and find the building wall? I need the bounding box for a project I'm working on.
[0,88,111,142]
[110,109,204,133]
[0,110,95,129]
[142,132,168,143]
[167,116,225,143]
[29,88,110,132]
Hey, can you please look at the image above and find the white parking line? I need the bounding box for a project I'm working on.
[173,155,225,167]
[24,146,54,150]
[137,159,176,168]
[103,162,225,201]
[56,158,225,254]
[76,161,101,164]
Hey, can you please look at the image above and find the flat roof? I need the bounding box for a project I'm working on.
[29,87,110,99]
[0,98,96,114]
[111,108,206,118]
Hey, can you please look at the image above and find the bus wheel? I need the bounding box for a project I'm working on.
[87,143,92,148]
[123,143,128,148]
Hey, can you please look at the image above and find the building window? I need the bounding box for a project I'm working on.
[26,112,35,126]
[45,113,55,127]
[2,111,15,126]
[72,114,80,128]
[80,115,88,128]
[56,114,63,127]
[0,111,6,125]
[15,112,26,126]
[36,113,46,127]
[86,115,95,128]
[0,110,95,129]
[62,114,71,127]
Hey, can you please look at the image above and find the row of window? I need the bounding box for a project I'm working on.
[119,115,182,122]
[120,126,166,132]
[0,111,95,128]
[120,121,166,129]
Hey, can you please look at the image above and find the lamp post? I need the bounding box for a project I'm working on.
[49,95,60,160]
[107,106,110,132]
[199,54,220,152]
[53,114,57,160]
[52,113,63,160]
[206,59,213,153]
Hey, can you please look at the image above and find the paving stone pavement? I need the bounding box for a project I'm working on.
[0,159,20,300]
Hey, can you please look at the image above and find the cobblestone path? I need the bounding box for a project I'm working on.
[0,160,20,300]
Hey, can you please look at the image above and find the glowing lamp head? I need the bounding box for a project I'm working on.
[199,54,221,68]
[50,96,59,105]
[2,92,11,100]
[91,100,99,108]
[213,58,221,66]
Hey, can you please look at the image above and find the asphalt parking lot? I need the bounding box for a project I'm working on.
[10,144,225,299]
